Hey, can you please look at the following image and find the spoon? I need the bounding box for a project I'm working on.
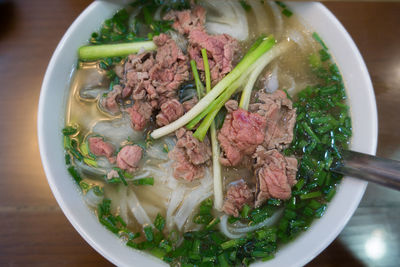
[331,150,400,190]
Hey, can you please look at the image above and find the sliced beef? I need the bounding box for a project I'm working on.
[123,52,156,100]
[117,145,143,173]
[218,105,267,166]
[156,99,184,127]
[163,5,206,35]
[164,5,239,84]
[150,34,190,103]
[182,97,198,112]
[168,147,204,182]
[253,146,298,207]
[250,90,297,150]
[88,137,115,163]
[285,157,298,186]
[176,128,211,165]
[222,181,253,217]
[100,85,122,114]
[224,99,238,113]
[188,29,239,85]
[168,128,211,181]
[107,169,119,180]
[122,34,189,130]
[125,101,153,131]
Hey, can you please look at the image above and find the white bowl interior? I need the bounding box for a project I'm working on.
[38,2,377,267]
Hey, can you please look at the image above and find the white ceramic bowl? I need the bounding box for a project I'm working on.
[38,1,378,266]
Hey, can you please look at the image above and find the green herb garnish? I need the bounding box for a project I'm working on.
[132,177,154,186]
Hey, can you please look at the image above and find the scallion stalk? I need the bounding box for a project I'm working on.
[79,41,157,61]
[239,39,291,110]
[201,49,211,92]
[190,60,204,99]
[150,36,277,139]
[201,48,223,211]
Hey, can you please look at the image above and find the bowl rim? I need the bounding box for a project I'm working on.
[38,1,378,267]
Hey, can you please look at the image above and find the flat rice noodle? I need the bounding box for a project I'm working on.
[249,0,270,35]
[174,170,213,230]
[92,115,144,147]
[286,29,307,51]
[219,208,284,238]
[75,157,112,177]
[104,184,129,222]
[119,192,129,224]
[158,161,180,189]
[77,68,108,100]
[202,0,249,41]
[142,202,162,219]
[268,1,283,41]
[219,215,246,239]
[175,190,212,230]
[80,87,108,100]
[83,187,104,209]
[282,73,297,96]
[145,137,176,161]
[265,64,279,93]
[130,169,152,180]
[127,188,154,227]
[135,184,170,209]
[166,185,185,230]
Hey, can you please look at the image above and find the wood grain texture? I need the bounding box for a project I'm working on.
[0,1,399,266]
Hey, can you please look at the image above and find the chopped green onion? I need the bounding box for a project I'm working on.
[190,59,204,99]
[241,204,251,219]
[309,53,321,69]
[315,204,327,218]
[154,213,165,232]
[159,239,172,253]
[83,157,98,167]
[201,48,211,93]
[275,1,286,8]
[282,9,293,17]
[206,217,220,230]
[240,0,251,11]
[221,238,245,250]
[252,251,272,258]
[116,215,127,227]
[62,126,78,136]
[300,191,322,200]
[325,187,336,201]
[150,248,166,259]
[308,199,322,210]
[132,177,154,186]
[162,143,169,153]
[67,166,82,184]
[114,167,128,186]
[319,49,331,61]
[100,218,119,234]
[312,32,328,50]
[143,226,154,242]
[218,253,229,267]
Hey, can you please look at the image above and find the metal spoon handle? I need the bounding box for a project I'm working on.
[331,150,400,191]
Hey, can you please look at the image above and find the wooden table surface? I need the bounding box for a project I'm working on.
[0,0,399,266]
